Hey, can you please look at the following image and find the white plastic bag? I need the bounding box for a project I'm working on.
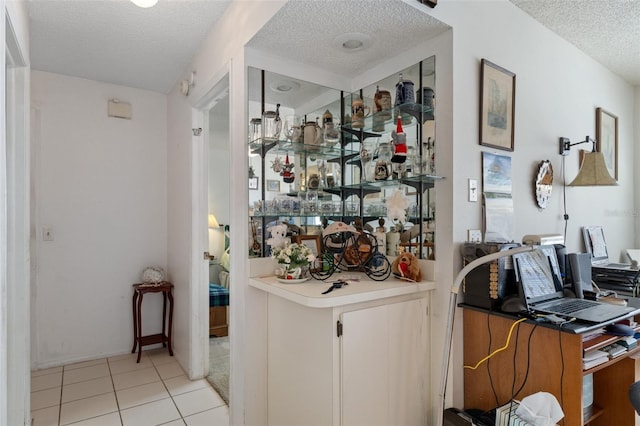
[515,392,564,426]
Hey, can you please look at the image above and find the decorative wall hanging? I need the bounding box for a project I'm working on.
[596,107,618,180]
[249,177,259,190]
[480,59,516,151]
[482,152,514,242]
[534,160,553,209]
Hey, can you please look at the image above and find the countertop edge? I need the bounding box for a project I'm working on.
[249,275,436,308]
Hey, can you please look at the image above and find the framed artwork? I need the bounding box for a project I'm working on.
[249,177,259,190]
[267,179,280,192]
[596,107,618,180]
[480,59,516,151]
[293,235,321,257]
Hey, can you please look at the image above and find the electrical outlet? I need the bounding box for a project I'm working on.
[468,229,482,243]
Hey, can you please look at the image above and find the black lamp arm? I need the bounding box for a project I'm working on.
[559,136,596,156]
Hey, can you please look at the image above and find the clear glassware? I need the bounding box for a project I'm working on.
[284,115,302,143]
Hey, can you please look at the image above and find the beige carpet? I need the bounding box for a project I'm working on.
[207,336,229,404]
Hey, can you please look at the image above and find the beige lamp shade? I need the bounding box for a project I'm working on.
[568,151,617,186]
[208,214,220,228]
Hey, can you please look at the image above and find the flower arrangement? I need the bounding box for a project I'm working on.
[272,242,316,279]
[272,242,316,267]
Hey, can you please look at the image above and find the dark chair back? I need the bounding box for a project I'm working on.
[629,381,640,415]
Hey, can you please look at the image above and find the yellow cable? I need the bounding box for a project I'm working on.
[464,317,528,370]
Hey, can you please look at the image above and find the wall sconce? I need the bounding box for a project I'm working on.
[558,136,617,186]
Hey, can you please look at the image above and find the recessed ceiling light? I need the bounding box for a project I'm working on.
[131,0,158,8]
[343,39,363,50]
[269,79,300,94]
[333,32,373,52]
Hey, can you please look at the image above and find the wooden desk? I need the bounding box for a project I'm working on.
[463,308,639,426]
[131,282,174,363]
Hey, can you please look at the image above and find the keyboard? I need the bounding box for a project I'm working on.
[544,299,599,315]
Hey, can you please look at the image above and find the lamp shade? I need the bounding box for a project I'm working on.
[568,151,617,186]
[208,214,220,228]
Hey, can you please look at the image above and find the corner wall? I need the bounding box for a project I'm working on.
[31,71,168,367]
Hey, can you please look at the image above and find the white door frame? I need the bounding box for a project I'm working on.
[4,6,30,425]
[190,62,233,415]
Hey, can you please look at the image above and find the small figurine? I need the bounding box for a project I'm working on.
[392,251,422,282]
[266,223,289,251]
[385,189,410,224]
[271,156,283,173]
[391,115,407,163]
[280,154,295,183]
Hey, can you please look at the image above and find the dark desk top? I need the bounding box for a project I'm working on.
[459,299,640,334]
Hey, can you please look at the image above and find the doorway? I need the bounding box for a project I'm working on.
[206,88,230,405]
[193,72,231,413]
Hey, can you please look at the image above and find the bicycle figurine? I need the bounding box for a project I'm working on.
[310,221,391,281]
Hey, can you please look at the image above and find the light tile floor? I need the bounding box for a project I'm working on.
[31,348,228,426]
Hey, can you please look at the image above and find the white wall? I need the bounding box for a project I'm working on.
[208,97,230,259]
[635,86,640,249]
[426,0,636,415]
[166,2,287,425]
[31,71,168,367]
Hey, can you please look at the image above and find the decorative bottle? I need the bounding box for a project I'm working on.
[386,225,400,256]
[373,219,387,254]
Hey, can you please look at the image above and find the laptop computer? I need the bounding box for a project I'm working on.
[513,247,636,323]
[582,226,637,271]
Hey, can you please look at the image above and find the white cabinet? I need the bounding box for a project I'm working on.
[250,274,432,426]
[341,299,429,426]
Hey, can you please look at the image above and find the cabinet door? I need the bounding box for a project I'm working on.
[341,298,428,426]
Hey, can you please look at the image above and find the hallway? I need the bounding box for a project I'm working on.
[30,348,228,426]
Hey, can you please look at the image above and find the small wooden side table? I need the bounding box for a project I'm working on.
[131,281,174,363]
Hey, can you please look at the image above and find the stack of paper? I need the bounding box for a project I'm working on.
[600,342,627,359]
[619,336,638,350]
[582,328,605,342]
[583,349,609,370]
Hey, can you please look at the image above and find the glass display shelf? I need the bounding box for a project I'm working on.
[249,138,357,160]
[341,103,434,142]
[340,174,444,191]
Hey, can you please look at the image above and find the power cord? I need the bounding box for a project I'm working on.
[486,312,499,408]
[562,155,569,243]
[558,322,567,426]
[464,318,528,370]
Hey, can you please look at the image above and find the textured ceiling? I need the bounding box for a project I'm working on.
[25,0,640,95]
[510,0,640,86]
[26,0,231,94]
[246,0,449,81]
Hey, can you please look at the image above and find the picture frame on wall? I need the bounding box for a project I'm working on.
[479,59,516,151]
[292,235,321,257]
[267,179,280,192]
[596,107,618,180]
[249,177,259,190]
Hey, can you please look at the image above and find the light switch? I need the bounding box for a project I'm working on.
[468,179,478,202]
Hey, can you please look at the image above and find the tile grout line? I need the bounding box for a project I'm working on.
[106,355,125,426]
[153,355,187,423]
